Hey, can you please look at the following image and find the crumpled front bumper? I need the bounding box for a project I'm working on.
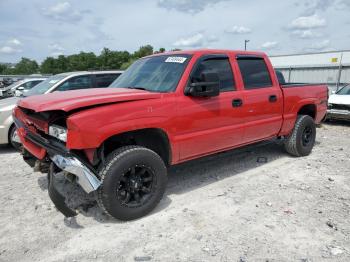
[14,116,101,193]
[51,155,101,193]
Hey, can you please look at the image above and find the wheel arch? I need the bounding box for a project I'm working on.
[297,103,317,119]
[100,128,172,166]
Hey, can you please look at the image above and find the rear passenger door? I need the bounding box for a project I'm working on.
[236,55,283,142]
[94,73,121,88]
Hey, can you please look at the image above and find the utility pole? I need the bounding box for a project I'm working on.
[244,40,250,51]
[336,52,343,91]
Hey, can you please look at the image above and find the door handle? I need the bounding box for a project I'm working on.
[269,95,277,102]
[232,99,243,107]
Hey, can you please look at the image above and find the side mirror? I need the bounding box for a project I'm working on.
[331,90,336,94]
[17,86,25,91]
[186,71,220,97]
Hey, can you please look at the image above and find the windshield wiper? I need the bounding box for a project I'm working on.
[125,86,147,90]
[124,86,156,92]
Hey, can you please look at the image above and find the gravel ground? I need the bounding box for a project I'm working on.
[0,122,349,262]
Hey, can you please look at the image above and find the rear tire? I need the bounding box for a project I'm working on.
[284,115,316,157]
[97,146,167,221]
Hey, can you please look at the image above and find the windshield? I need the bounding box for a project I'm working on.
[336,84,350,95]
[24,74,67,97]
[110,54,191,92]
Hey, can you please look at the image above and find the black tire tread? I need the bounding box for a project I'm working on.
[284,115,315,157]
[97,145,166,220]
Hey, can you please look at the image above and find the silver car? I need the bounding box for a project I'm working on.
[0,70,123,149]
[0,78,46,98]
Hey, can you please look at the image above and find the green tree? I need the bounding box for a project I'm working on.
[67,52,98,71]
[133,45,154,58]
[0,64,7,74]
[40,57,55,74]
[98,48,130,69]
[38,44,158,74]
[13,57,39,74]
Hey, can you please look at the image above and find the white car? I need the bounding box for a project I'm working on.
[327,84,350,120]
[0,70,123,149]
[0,78,46,98]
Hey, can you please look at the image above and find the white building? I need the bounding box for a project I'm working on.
[270,50,350,91]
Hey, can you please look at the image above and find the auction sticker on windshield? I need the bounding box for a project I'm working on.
[165,57,187,63]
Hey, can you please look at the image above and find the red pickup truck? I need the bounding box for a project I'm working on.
[14,49,328,220]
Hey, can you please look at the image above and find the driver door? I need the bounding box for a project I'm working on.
[176,54,245,161]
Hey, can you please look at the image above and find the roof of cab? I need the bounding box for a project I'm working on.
[148,49,267,57]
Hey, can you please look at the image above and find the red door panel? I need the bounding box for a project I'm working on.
[175,91,245,161]
[242,87,283,142]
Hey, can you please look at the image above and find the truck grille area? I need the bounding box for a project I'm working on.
[16,107,49,134]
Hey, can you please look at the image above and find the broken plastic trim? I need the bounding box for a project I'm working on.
[51,155,101,194]
[48,163,77,217]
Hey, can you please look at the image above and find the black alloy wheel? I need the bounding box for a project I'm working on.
[116,165,155,208]
[97,146,168,221]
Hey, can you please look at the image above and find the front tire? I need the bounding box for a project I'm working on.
[97,146,167,221]
[284,115,316,157]
[9,125,21,151]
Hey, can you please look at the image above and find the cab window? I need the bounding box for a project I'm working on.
[191,56,235,91]
[237,57,272,89]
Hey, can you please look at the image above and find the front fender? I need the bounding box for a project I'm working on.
[66,116,174,149]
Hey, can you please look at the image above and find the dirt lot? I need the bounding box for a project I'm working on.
[0,122,349,262]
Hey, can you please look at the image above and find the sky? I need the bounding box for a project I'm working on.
[0,0,349,63]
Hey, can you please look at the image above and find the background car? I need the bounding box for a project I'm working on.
[13,78,47,97]
[327,84,350,121]
[0,70,123,149]
[0,78,46,99]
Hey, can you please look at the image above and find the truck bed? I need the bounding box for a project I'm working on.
[281,83,326,88]
[279,83,328,135]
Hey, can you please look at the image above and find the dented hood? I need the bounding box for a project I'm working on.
[18,88,162,112]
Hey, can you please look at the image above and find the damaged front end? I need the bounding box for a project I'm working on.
[13,106,101,217]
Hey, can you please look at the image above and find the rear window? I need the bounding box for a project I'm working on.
[95,73,121,88]
[237,57,272,89]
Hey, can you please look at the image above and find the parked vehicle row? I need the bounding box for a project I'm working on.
[0,78,46,98]
[13,49,328,221]
[0,70,123,149]
[0,77,14,88]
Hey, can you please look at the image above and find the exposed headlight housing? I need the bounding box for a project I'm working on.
[49,125,67,142]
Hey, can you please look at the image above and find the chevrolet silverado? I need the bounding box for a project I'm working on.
[14,50,328,220]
